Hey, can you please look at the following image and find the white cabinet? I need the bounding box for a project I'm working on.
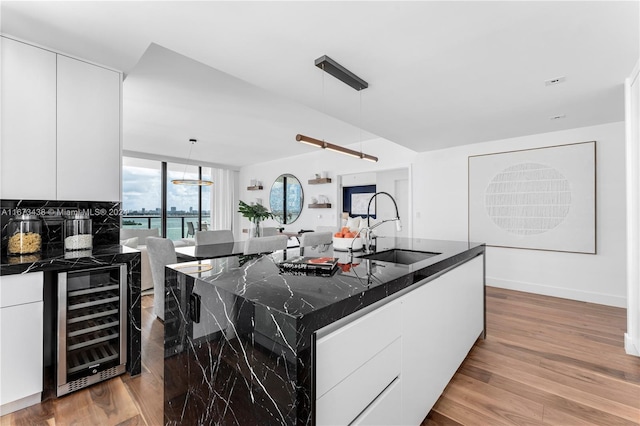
[0,272,44,415]
[314,254,484,425]
[57,55,121,201]
[0,36,121,202]
[315,297,402,426]
[1,37,57,200]
[351,377,402,426]
[400,255,484,425]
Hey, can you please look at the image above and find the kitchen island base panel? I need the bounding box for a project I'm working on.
[314,255,484,425]
[401,254,484,425]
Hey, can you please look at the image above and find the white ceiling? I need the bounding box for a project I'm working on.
[2,1,638,168]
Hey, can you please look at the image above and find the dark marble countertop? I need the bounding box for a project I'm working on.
[169,237,484,337]
[0,244,140,275]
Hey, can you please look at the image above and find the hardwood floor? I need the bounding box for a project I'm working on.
[423,287,640,425]
[2,287,638,425]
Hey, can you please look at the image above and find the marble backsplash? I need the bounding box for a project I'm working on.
[0,199,121,255]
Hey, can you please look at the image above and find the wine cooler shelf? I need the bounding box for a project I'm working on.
[68,341,119,375]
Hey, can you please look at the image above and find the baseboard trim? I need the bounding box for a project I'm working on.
[0,392,41,416]
[487,277,626,308]
[625,333,640,356]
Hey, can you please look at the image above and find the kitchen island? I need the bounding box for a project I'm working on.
[164,237,485,425]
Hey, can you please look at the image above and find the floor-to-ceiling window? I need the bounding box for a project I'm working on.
[122,157,214,242]
[167,162,201,239]
[201,167,213,230]
[122,157,162,232]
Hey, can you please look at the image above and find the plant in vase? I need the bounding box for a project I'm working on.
[238,200,274,238]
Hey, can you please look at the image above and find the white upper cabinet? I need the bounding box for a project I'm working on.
[1,37,57,200]
[57,55,121,201]
[0,36,121,202]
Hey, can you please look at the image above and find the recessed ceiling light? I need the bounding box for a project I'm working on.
[545,76,566,86]
[549,114,566,120]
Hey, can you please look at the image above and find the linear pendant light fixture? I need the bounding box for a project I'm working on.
[315,55,368,91]
[171,139,214,186]
[296,55,378,162]
[296,134,378,162]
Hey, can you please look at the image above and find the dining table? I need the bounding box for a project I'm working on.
[175,241,246,261]
[174,238,337,263]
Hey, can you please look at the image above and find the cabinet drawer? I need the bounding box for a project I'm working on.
[0,272,43,308]
[316,298,401,398]
[351,376,402,426]
[316,337,401,426]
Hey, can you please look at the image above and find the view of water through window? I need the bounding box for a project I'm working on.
[122,157,212,240]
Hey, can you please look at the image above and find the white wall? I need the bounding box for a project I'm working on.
[413,122,627,307]
[238,138,416,237]
[625,59,640,355]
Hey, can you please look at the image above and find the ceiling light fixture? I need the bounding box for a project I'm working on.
[314,55,368,91]
[296,134,378,162]
[296,55,378,162]
[171,139,213,186]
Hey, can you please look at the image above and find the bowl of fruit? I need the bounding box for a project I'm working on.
[333,227,363,251]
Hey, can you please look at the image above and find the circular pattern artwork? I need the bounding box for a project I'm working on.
[484,162,572,235]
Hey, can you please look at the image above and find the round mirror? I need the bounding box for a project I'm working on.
[270,174,304,224]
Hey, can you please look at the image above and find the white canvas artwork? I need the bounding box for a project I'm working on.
[468,141,596,253]
[351,193,375,216]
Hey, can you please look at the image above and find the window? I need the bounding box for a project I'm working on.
[122,158,162,232]
[122,157,214,241]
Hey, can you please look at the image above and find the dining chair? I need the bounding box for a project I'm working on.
[186,221,195,238]
[195,230,234,246]
[243,235,288,255]
[146,237,177,321]
[299,231,333,255]
[261,227,279,237]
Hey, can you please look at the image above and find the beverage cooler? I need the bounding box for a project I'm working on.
[57,264,127,396]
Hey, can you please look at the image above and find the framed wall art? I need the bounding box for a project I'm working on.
[468,141,596,253]
[343,185,376,218]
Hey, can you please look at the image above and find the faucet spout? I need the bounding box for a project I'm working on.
[366,191,402,231]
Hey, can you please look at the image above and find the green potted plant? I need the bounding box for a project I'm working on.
[238,200,274,238]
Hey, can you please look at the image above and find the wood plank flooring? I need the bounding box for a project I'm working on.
[423,287,640,425]
[2,287,638,425]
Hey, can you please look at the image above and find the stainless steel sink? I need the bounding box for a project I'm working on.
[356,249,440,265]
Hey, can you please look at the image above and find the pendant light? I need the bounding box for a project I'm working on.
[296,55,378,162]
[171,139,214,186]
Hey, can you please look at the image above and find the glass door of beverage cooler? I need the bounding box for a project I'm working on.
[57,264,127,396]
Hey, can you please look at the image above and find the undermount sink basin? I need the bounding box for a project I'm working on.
[356,249,440,265]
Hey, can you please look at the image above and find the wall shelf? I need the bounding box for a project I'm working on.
[308,178,332,185]
[247,185,263,191]
[309,203,332,208]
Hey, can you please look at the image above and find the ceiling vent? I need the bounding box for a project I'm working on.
[545,76,566,86]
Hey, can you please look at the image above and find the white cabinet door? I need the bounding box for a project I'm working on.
[315,298,402,425]
[1,37,57,200]
[0,301,44,413]
[57,55,121,201]
[0,273,44,415]
[400,255,484,425]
